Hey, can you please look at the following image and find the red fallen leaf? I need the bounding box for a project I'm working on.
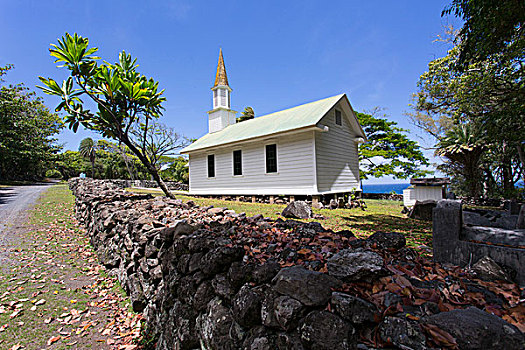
[297,248,311,254]
[47,336,61,345]
[421,323,458,349]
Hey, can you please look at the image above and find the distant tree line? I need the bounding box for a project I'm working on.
[0,65,63,181]
[52,138,189,183]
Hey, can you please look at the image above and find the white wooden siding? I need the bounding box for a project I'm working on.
[403,186,443,207]
[315,102,361,193]
[188,132,316,195]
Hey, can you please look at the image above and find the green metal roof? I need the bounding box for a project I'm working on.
[181,94,347,153]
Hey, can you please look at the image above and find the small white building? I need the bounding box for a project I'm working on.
[403,178,451,207]
[180,50,367,201]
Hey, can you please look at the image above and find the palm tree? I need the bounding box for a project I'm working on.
[79,138,97,178]
[436,123,486,197]
[237,106,255,123]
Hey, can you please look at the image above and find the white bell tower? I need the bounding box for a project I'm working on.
[208,49,237,133]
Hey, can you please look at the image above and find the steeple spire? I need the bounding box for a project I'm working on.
[213,48,229,87]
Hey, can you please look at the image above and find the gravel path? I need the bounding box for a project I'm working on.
[0,182,55,263]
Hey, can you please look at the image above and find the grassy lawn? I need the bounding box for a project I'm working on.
[128,188,433,252]
[0,184,141,349]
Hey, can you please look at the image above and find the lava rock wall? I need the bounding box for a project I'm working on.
[68,178,524,350]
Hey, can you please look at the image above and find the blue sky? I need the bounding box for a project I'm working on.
[0,1,461,184]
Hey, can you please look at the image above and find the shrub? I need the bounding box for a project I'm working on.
[45,169,63,179]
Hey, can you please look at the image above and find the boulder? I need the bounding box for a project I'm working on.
[276,332,305,350]
[281,201,313,219]
[207,207,225,216]
[378,316,427,350]
[423,307,525,350]
[274,296,305,330]
[196,298,241,349]
[252,260,281,284]
[366,231,406,249]
[408,200,437,221]
[330,292,377,325]
[327,248,384,282]
[300,310,355,350]
[232,284,263,328]
[200,246,245,276]
[471,256,512,282]
[517,204,525,229]
[272,266,339,306]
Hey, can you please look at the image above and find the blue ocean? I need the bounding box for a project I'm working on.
[362,183,410,194]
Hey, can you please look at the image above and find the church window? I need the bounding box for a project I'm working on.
[207,154,215,177]
[335,110,342,126]
[266,144,277,173]
[233,150,242,175]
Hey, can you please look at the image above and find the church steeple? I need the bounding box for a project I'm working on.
[211,48,232,110]
[213,48,229,88]
[208,49,237,133]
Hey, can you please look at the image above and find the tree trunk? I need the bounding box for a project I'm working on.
[90,159,95,179]
[122,138,174,199]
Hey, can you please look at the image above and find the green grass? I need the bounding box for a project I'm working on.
[128,188,433,251]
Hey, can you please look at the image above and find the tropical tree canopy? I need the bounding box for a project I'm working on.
[357,110,431,180]
[0,65,63,180]
[79,137,97,178]
[39,33,177,197]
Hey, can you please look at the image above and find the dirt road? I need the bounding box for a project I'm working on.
[0,182,54,263]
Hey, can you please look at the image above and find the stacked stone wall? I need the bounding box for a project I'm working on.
[69,178,524,350]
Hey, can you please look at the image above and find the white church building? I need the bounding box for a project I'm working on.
[180,50,367,201]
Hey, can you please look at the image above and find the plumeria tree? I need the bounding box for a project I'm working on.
[39,33,175,197]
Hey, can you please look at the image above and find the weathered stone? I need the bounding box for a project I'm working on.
[127,273,146,312]
[276,332,305,350]
[211,273,237,302]
[471,256,512,282]
[366,231,406,249]
[331,292,376,325]
[424,307,525,350]
[232,284,263,328]
[300,310,355,350]
[281,201,313,219]
[517,205,525,229]
[243,326,276,350]
[272,266,339,306]
[327,248,384,282]
[188,252,203,273]
[274,296,305,330]
[261,289,280,328]
[200,246,244,276]
[378,316,426,350]
[160,220,195,243]
[409,199,437,221]
[208,207,225,216]
[252,260,281,284]
[196,298,240,349]
[228,261,254,288]
[193,281,215,312]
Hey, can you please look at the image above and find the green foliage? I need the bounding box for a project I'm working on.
[412,36,524,198]
[160,156,189,183]
[443,0,525,69]
[356,111,431,180]
[0,65,63,180]
[237,106,255,123]
[39,33,175,197]
[79,137,97,178]
[45,169,63,179]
